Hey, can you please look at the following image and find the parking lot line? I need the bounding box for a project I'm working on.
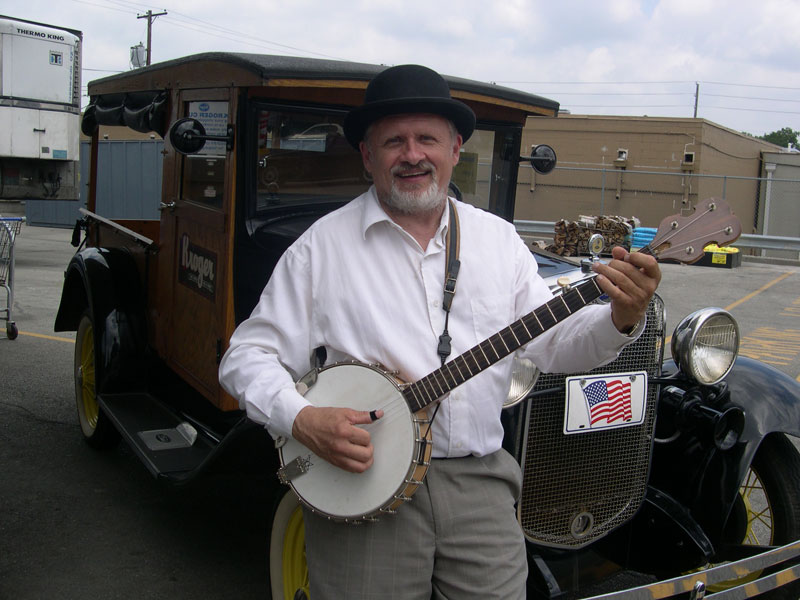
[664,270,794,348]
[16,331,75,344]
[724,271,794,311]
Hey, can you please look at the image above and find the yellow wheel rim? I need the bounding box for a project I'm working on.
[282,505,310,599]
[707,466,772,591]
[79,322,99,429]
[740,467,773,545]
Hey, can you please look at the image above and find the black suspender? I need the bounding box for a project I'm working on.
[437,200,460,366]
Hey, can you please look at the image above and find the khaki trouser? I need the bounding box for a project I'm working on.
[303,449,527,600]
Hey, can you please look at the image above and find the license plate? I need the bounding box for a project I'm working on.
[564,371,648,435]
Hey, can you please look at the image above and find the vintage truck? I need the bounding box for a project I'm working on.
[56,53,800,599]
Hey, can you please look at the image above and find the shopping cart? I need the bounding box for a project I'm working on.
[1,216,24,340]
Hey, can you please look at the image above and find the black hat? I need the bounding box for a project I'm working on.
[344,64,476,148]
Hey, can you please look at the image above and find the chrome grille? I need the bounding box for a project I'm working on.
[518,294,665,548]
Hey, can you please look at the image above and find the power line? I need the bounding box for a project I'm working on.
[498,80,800,91]
[160,10,347,60]
[565,104,690,109]
[703,93,800,104]
[496,80,692,85]
[544,91,692,97]
[77,0,346,61]
[67,0,137,14]
[705,106,800,115]
[562,103,800,117]
[702,81,800,91]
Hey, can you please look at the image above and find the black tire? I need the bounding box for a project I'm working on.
[74,312,119,449]
[269,489,309,600]
[719,433,800,598]
[6,322,18,340]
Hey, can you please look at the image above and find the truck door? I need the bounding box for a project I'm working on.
[158,89,235,409]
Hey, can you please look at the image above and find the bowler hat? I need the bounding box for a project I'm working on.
[344,64,476,148]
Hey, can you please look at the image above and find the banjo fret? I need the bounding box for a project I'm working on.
[511,320,532,345]
[467,348,483,374]
[462,353,476,377]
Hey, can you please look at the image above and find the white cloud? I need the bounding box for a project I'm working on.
[3,0,798,136]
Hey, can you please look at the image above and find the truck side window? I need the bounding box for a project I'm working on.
[452,129,495,210]
[182,101,229,209]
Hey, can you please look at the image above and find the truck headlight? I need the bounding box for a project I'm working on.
[504,357,540,408]
[671,308,739,385]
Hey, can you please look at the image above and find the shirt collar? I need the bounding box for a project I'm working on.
[361,185,451,251]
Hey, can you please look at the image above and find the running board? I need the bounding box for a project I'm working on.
[99,392,218,480]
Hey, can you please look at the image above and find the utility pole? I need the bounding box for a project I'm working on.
[693,82,699,118]
[137,9,168,66]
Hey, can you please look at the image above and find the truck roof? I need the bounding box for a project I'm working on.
[86,52,559,122]
[0,15,82,41]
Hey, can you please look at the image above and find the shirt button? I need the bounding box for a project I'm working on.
[432,299,440,308]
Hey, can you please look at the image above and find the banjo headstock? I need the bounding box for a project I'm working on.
[644,197,742,264]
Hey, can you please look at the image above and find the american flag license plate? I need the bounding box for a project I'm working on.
[563,371,648,435]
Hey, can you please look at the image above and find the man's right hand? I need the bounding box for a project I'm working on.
[291,405,382,473]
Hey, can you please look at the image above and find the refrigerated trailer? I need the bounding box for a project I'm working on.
[0,15,81,201]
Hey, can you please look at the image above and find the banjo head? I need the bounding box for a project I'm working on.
[280,362,424,521]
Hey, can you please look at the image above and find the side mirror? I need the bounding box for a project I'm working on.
[521,144,557,174]
[168,118,235,155]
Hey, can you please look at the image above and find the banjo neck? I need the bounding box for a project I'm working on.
[402,275,606,413]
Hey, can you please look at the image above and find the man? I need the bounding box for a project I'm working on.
[219,64,660,599]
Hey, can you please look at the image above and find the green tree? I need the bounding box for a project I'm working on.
[758,127,798,148]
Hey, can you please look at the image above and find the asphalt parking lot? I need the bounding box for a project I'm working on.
[0,223,270,599]
[1,221,799,598]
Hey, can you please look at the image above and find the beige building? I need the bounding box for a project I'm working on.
[516,114,782,233]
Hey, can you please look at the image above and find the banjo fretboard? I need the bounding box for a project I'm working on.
[402,276,605,412]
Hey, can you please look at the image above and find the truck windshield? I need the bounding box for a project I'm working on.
[253,107,368,212]
[249,104,498,214]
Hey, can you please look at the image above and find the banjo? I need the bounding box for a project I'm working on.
[277,198,742,522]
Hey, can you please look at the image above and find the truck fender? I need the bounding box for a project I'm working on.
[662,356,800,442]
[55,247,148,392]
[592,485,714,575]
[660,357,800,543]
[725,356,800,441]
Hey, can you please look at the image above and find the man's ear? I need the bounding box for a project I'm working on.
[452,135,463,165]
[359,141,372,173]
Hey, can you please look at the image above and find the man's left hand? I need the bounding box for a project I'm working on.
[592,246,661,334]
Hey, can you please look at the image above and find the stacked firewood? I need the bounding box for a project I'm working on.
[546,215,638,257]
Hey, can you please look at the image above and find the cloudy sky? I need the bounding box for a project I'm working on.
[4,0,799,138]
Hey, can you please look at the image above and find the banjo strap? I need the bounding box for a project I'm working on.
[437,199,460,366]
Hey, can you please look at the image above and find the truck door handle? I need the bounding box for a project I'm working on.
[33,128,46,133]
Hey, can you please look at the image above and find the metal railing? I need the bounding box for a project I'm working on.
[514,220,800,255]
[518,165,800,259]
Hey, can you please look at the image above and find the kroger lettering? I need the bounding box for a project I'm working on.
[181,235,214,289]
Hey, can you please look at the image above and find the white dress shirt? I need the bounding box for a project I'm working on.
[219,186,636,458]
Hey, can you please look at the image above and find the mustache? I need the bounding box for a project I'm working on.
[391,160,436,177]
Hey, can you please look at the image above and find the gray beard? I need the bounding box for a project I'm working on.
[380,163,447,215]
